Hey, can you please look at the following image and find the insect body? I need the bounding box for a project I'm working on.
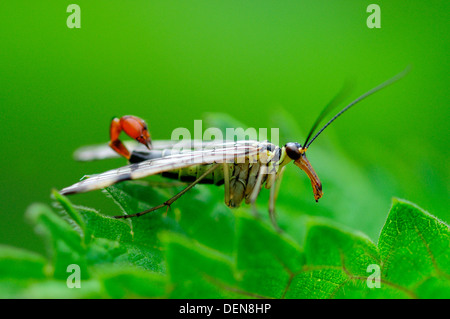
[60,68,409,230]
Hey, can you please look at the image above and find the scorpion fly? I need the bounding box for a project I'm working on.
[60,68,409,230]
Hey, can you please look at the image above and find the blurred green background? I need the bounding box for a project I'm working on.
[0,1,448,254]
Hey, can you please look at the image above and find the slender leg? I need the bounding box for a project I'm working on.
[114,163,220,219]
[248,165,268,218]
[268,168,285,233]
[223,163,231,206]
[268,182,281,233]
[274,166,286,202]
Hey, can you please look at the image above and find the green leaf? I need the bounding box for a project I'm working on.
[8,279,103,299]
[174,185,236,254]
[286,222,382,299]
[162,200,450,299]
[2,161,449,299]
[0,245,47,279]
[378,199,450,298]
[25,203,89,280]
[76,206,133,243]
[103,180,235,264]
[235,213,304,298]
[162,232,245,298]
[52,190,87,241]
[57,189,167,272]
[95,266,168,298]
[286,199,450,298]
[102,181,185,272]
[0,194,171,298]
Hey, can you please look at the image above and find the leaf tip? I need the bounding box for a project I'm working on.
[50,188,60,197]
[25,203,50,222]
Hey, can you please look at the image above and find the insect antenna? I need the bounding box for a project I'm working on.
[305,66,410,149]
[302,80,353,148]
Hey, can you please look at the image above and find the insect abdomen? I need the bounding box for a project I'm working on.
[162,164,228,186]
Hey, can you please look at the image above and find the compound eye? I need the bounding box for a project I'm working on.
[285,142,301,160]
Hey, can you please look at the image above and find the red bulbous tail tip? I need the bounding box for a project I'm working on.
[109,115,152,159]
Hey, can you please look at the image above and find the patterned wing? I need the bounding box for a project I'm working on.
[60,140,266,195]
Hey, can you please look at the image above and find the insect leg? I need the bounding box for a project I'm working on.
[223,163,231,206]
[268,168,285,233]
[248,164,268,218]
[274,166,286,203]
[113,163,220,219]
[268,182,281,233]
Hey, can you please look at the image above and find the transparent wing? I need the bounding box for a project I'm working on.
[73,141,134,161]
[73,139,230,161]
[60,140,267,195]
